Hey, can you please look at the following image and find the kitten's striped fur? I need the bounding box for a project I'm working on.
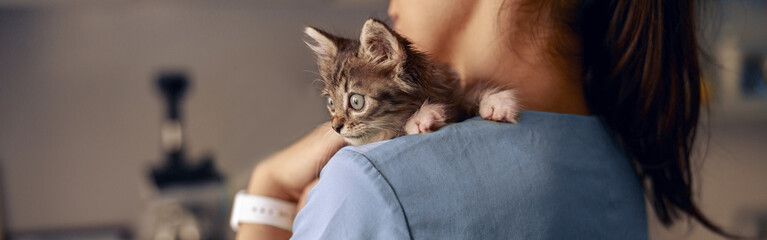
[306,19,519,145]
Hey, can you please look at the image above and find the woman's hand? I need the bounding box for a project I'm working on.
[247,122,345,201]
[236,122,346,240]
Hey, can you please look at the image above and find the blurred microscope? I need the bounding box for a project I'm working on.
[136,72,229,240]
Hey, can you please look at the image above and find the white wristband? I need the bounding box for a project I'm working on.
[230,190,296,232]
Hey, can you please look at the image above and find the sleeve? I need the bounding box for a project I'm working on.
[290,148,411,240]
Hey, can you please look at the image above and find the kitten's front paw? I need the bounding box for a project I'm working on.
[405,102,447,134]
[479,89,520,123]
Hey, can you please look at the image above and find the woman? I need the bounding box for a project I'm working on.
[236,0,729,239]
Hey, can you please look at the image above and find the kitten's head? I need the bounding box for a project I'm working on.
[305,19,423,145]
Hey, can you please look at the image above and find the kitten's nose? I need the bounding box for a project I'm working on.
[332,123,343,133]
[331,117,345,133]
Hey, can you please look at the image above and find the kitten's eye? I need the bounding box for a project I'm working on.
[349,93,365,110]
[327,97,334,111]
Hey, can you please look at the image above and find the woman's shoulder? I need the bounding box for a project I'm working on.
[338,111,639,195]
[339,111,634,189]
[325,111,647,238]
[345,111,622,170]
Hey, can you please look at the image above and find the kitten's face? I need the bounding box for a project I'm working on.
[321,64,412,145]
[306,20,419,145]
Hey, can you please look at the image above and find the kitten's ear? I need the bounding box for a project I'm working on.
[304,27,340,60]
[360,19,405,64]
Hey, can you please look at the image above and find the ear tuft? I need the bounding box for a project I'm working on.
[304,27,338,60]
[360,19,405,64]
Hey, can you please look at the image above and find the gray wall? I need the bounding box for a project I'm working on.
[649,121,767,240]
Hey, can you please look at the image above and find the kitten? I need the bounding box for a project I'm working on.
[305,19,519,146]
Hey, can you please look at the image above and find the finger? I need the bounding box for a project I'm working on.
[267,122,346,199]
[479,104,493,119]
[419,118,432,133]
[492,108,505,121]
[405,119,419,135]
[297,178,320,213]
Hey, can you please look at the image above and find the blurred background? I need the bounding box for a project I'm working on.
[0,0,764,239]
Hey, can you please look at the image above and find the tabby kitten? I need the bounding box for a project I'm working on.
[305,19,519,146]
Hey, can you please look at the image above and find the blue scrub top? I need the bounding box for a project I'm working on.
[292,111,647,239]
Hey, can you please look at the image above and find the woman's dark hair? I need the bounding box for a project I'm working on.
[515,0,738,238]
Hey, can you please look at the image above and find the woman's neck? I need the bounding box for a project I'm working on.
[454,57,590,116]
[448,0,590,116]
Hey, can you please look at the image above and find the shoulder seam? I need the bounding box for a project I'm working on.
[343,149,414,240]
